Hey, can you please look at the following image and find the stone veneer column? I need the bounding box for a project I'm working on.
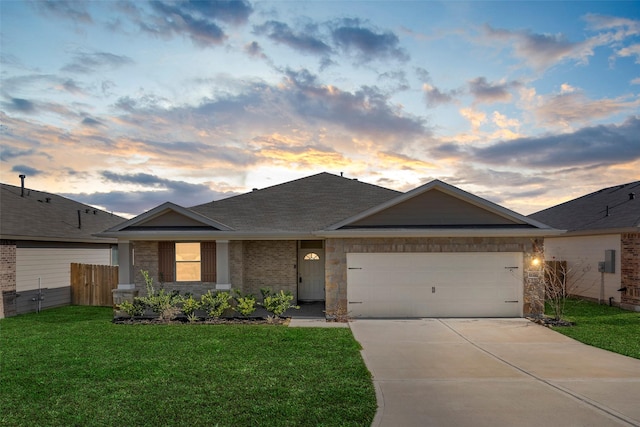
[215,240,231,290]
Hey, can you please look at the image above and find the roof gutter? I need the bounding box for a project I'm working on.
[94,230,319,241]
[315,228,566,238]
[0,234,118,244]
[96,228,566,241]
[546,226,639,238]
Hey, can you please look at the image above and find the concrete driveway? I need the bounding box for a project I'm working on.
[349,319,640,427]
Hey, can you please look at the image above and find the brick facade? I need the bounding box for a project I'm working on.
[325,237,543,318]
[621,233,640,310]
[240,240,297,298]
[131,241,218,296]
[0,240,17,318]
[131,240,298,299]
[129,237,546,317]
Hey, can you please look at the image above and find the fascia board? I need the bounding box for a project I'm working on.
[550,226,639,237]
[0,234,117,244]
[315,228,566,238]
[100,230,318,241]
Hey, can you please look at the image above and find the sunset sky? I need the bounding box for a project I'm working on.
[1,1,639,218]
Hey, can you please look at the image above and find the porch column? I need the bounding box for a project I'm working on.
[215,240,231,290]
[117,240,135,290]
[113,240,138,308]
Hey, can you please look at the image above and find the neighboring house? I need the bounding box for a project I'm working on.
[101,172,561,318]
[529,181,640,312]
[0,180,124,318]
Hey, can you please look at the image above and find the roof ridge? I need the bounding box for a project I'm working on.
[189,172,400,209]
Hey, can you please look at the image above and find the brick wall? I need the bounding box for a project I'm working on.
[621,233,640,310]
[131,240,300,299]
[131,241,218,297]
[242,240,297,299]
[0,240,17,318]
[325,237,542,318]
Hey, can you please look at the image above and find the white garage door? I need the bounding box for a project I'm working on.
[347,252,523,318]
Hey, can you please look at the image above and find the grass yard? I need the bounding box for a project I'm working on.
[548,298,640,359]
[0,306,377,427]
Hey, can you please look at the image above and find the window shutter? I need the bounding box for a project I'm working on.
[201,241,217,282]
[158,241,175,283]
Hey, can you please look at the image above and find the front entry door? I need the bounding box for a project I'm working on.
[298,248,325,301]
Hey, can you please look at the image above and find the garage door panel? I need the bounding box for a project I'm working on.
[347,252,522,318]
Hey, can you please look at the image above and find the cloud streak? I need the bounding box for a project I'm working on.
[331,18,409,63]
[61,51,134,74]
[137,0,253,48]
[471,116,640,167]
[68,172,240,216]
[482,24,594,71]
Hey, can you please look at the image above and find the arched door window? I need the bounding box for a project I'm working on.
[303,252,320,261]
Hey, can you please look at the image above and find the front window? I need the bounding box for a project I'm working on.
[175,242,201,281]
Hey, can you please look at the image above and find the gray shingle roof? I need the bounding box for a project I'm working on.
[189,172,400,232]
[529,181,640,232]
[1,183,125,242]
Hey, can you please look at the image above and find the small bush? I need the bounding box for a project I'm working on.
[260,288,299,318]
[117,299,145,317]
[200,291,232,318]
[234,291,257,317]
[181,295,200,316]
[119,270,182,320]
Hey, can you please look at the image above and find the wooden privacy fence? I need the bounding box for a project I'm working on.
[71,263,119,306]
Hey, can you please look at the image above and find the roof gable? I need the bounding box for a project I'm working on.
[104,202,233,232]
[329,180,551,230]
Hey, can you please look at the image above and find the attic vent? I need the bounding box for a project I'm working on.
[45,197,51,203]
[630,193,636,200]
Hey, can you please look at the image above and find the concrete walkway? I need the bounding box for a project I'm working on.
[349,318,640,427]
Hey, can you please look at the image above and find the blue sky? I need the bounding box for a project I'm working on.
[1,1,639,217]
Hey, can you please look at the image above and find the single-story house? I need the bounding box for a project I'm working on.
[100,172,562,318]
[0,179,124,318]
[529,181,640,312]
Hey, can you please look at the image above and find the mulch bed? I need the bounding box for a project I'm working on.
[530,317,575,327]
[112,316,290,325]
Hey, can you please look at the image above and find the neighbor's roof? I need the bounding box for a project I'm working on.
[189,172,400,232]
[529,181,640,233]
[0,183,125,243]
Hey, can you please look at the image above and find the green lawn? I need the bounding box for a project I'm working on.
[0,306,377,427]
[547,298,640,359]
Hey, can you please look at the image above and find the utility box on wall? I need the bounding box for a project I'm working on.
[604,250,615,273]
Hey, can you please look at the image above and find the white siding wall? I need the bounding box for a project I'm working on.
[543,235,622,303]
[16,246,112,291]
